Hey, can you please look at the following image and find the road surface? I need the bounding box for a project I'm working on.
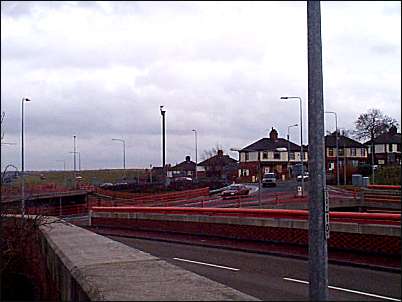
[108,235,401,301]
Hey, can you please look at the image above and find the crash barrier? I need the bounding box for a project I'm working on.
[90,207,401,256]
[1,183,71,200]
[91,187,210,206]
[367,184,401,190]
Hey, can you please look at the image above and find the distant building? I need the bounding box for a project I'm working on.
[167,156,196,178]
[325,132,368,183]
[237,127,308,183]
[197,150,238,181]
[364,125,401,166]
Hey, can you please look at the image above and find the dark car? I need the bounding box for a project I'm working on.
[220,184,250,199]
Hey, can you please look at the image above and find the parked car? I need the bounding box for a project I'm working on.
[297,172,309,182]
[172,177,192,182]
[220,184,250,199]
[99,182,114,189]
[262,173,277,187]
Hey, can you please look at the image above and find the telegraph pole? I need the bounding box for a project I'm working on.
[307,1,328,300]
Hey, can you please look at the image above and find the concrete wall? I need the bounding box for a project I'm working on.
[39,217,258,301]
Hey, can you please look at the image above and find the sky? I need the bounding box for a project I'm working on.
[1,1,401,171]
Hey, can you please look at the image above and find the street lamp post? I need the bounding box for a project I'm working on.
[287,124,298,179]
[21,97,31,218]
[325,111,339,186]
[281,96,304,195]
[192,129,198,181]
[160,106,166,184]
[112,139,126,178]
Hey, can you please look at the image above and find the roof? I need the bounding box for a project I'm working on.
[364,132,401,145]
[325,133,366,148]
[198,154,237,167]
[240,138,301,152]
[171,160,196,171]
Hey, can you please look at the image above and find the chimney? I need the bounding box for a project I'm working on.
[185,155,191,162]
[269,127,278,141]
[217,149,223,156]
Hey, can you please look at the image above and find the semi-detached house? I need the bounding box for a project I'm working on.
[237,128,308,183]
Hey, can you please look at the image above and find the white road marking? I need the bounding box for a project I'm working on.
[284,277,401,302]
[173,257,239,271]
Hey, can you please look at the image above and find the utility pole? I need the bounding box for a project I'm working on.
[307,1,328,300]
[160,106,166,181]
[192,129,198,181]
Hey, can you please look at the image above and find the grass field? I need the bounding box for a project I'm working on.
[18,169,148,187]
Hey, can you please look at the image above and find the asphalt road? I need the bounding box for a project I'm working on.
[108,235,401,301]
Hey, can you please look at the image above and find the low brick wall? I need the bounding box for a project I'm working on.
[91,212,400,256]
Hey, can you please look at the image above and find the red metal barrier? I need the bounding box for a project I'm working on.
[90,206,400,224]
[367,185,401,190]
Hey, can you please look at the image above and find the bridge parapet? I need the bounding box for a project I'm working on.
[38,217,258,301]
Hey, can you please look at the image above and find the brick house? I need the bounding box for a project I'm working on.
[364,126,401,166]
[197,150,238,181]
[167,156,196,178]
[237,128,308,183]
[325,132,368,183]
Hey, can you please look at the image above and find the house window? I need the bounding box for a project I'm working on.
[262,152,268,159]
[274,152,280,159]
[351,160,359,167]
[328,148,334,157]
[351,148,356,156]
[245,152,249,161]
[241,169,249,176]
[289,152,295,160]
[389,143,393,152]
[397,144,401,152]
[339,148,344,156]
[361,148,366,156]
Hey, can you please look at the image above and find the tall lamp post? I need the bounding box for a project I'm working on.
[325,111,339,186]
[287,124,298,179]
[192,129,198,181]
[21,97,32,218]
[160,105,166,181]
[112,138,126,179]
[281,96,304,195]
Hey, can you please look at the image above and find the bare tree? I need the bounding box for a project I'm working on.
[201,144,223,160]
[353,108,398,143]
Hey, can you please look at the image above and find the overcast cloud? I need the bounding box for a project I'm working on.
[1,1,401,171]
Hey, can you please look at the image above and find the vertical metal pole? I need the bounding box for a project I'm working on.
[335,116,340,186]
[21,98,25,218]
[73,135,77,189]
[258,152,261,207]
[307,1,329,300]
[299,98,304,196]
[78,152,81,172]
[195,130,198,181]
[344,141,347,185]
[123,140,126,178]
[371,141,375,184]
[287,133,291,179]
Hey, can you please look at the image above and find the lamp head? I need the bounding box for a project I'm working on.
[280,96,288,100]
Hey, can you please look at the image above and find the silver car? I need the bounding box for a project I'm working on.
[262,173,277,187]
